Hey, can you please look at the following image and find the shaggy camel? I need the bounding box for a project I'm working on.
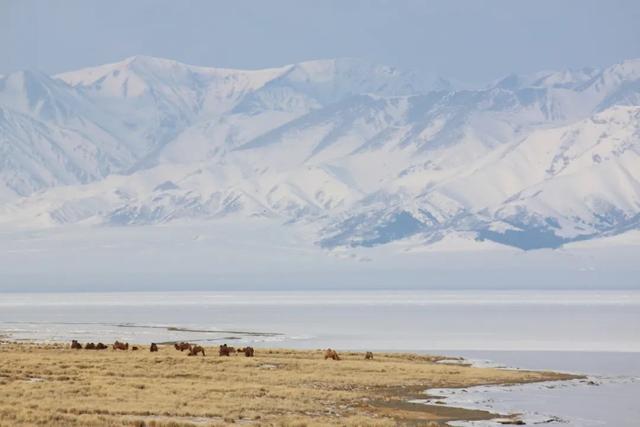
[174,342,192,352]
[219,344,235,356]
[188,345,206,356]
[324,348,340,360]
[112,341,129,351]
[240,346,255,357]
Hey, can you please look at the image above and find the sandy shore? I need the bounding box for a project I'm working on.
[0,342,580,426]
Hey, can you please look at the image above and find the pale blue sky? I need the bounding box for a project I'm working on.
[2,0,640,84]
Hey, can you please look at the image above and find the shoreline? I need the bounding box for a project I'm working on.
[0,341,581,426]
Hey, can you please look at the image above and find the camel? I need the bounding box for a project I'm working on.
[324,348,340,360]
[239,346,254,357]
[365,351,374,360]
[131,346,139,351]
[84,343,96,350]
[71,340,82,350]
[96,343,108,350]
[113,341,129,351]
[188,345,206,356]
[219,344,235,356]
[174,342,192,352]
[150,343,159,352]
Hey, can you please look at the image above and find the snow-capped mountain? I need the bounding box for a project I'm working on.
[0,56,638,250]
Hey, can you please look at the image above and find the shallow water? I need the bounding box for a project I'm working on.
[426,350,640,426]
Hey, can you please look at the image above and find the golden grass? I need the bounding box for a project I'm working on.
[0,343,579,426]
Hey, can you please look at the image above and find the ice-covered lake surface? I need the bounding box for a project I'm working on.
[1,290,639,425]
[1,290,638,351]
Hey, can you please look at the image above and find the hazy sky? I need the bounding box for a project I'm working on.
[2,0,640,84]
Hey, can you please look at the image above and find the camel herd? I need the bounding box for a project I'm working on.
[69,340,372,361]
[71,340,115,350]
[69,340,254,357]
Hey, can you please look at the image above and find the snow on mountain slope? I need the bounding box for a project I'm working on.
[0,69,139,198]
[464,106,640,247]
[0,106,133,197]
[0,56,426,201]
[54,56,429,171]
[0,56,639,251]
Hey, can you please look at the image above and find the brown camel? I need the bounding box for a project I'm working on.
[188,345,205,356]
[131,346,139,351]
[219,344,234,356]
[84,343,96,350]
[174,342,192,352]
[150,343,159,352]
[71,340,82,350]
[96,343,108,350]
[113,341,129,351]
[239,346,255,357]
[365,351,374,360]
[324,348,340,360]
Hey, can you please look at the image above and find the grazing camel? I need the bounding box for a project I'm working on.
[174,342,192,352]
[324,348,340,360]
[219,344,234,356]
[188,345,206,356]
[84,343,96,350]
[150,343,159,352]
[96,343,108,350]
[365,351,374,360]
[71,340,82,350]
[239,346,255,357]
[113,341,129,351]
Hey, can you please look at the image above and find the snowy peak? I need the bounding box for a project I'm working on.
[56,55,285,87]
[496,68,600,90]
[278,58,424,98]
[56,55,210,92]
[55,56,426,106]
[0,69,84,121]
[493,59,640,92]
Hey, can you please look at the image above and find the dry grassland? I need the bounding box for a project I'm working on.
[0,343,579,426]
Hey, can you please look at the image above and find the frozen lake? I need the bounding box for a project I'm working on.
[1,290,639,426]
[1,290,638,351]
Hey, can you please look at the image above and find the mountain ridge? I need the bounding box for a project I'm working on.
[0,56,639,251]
